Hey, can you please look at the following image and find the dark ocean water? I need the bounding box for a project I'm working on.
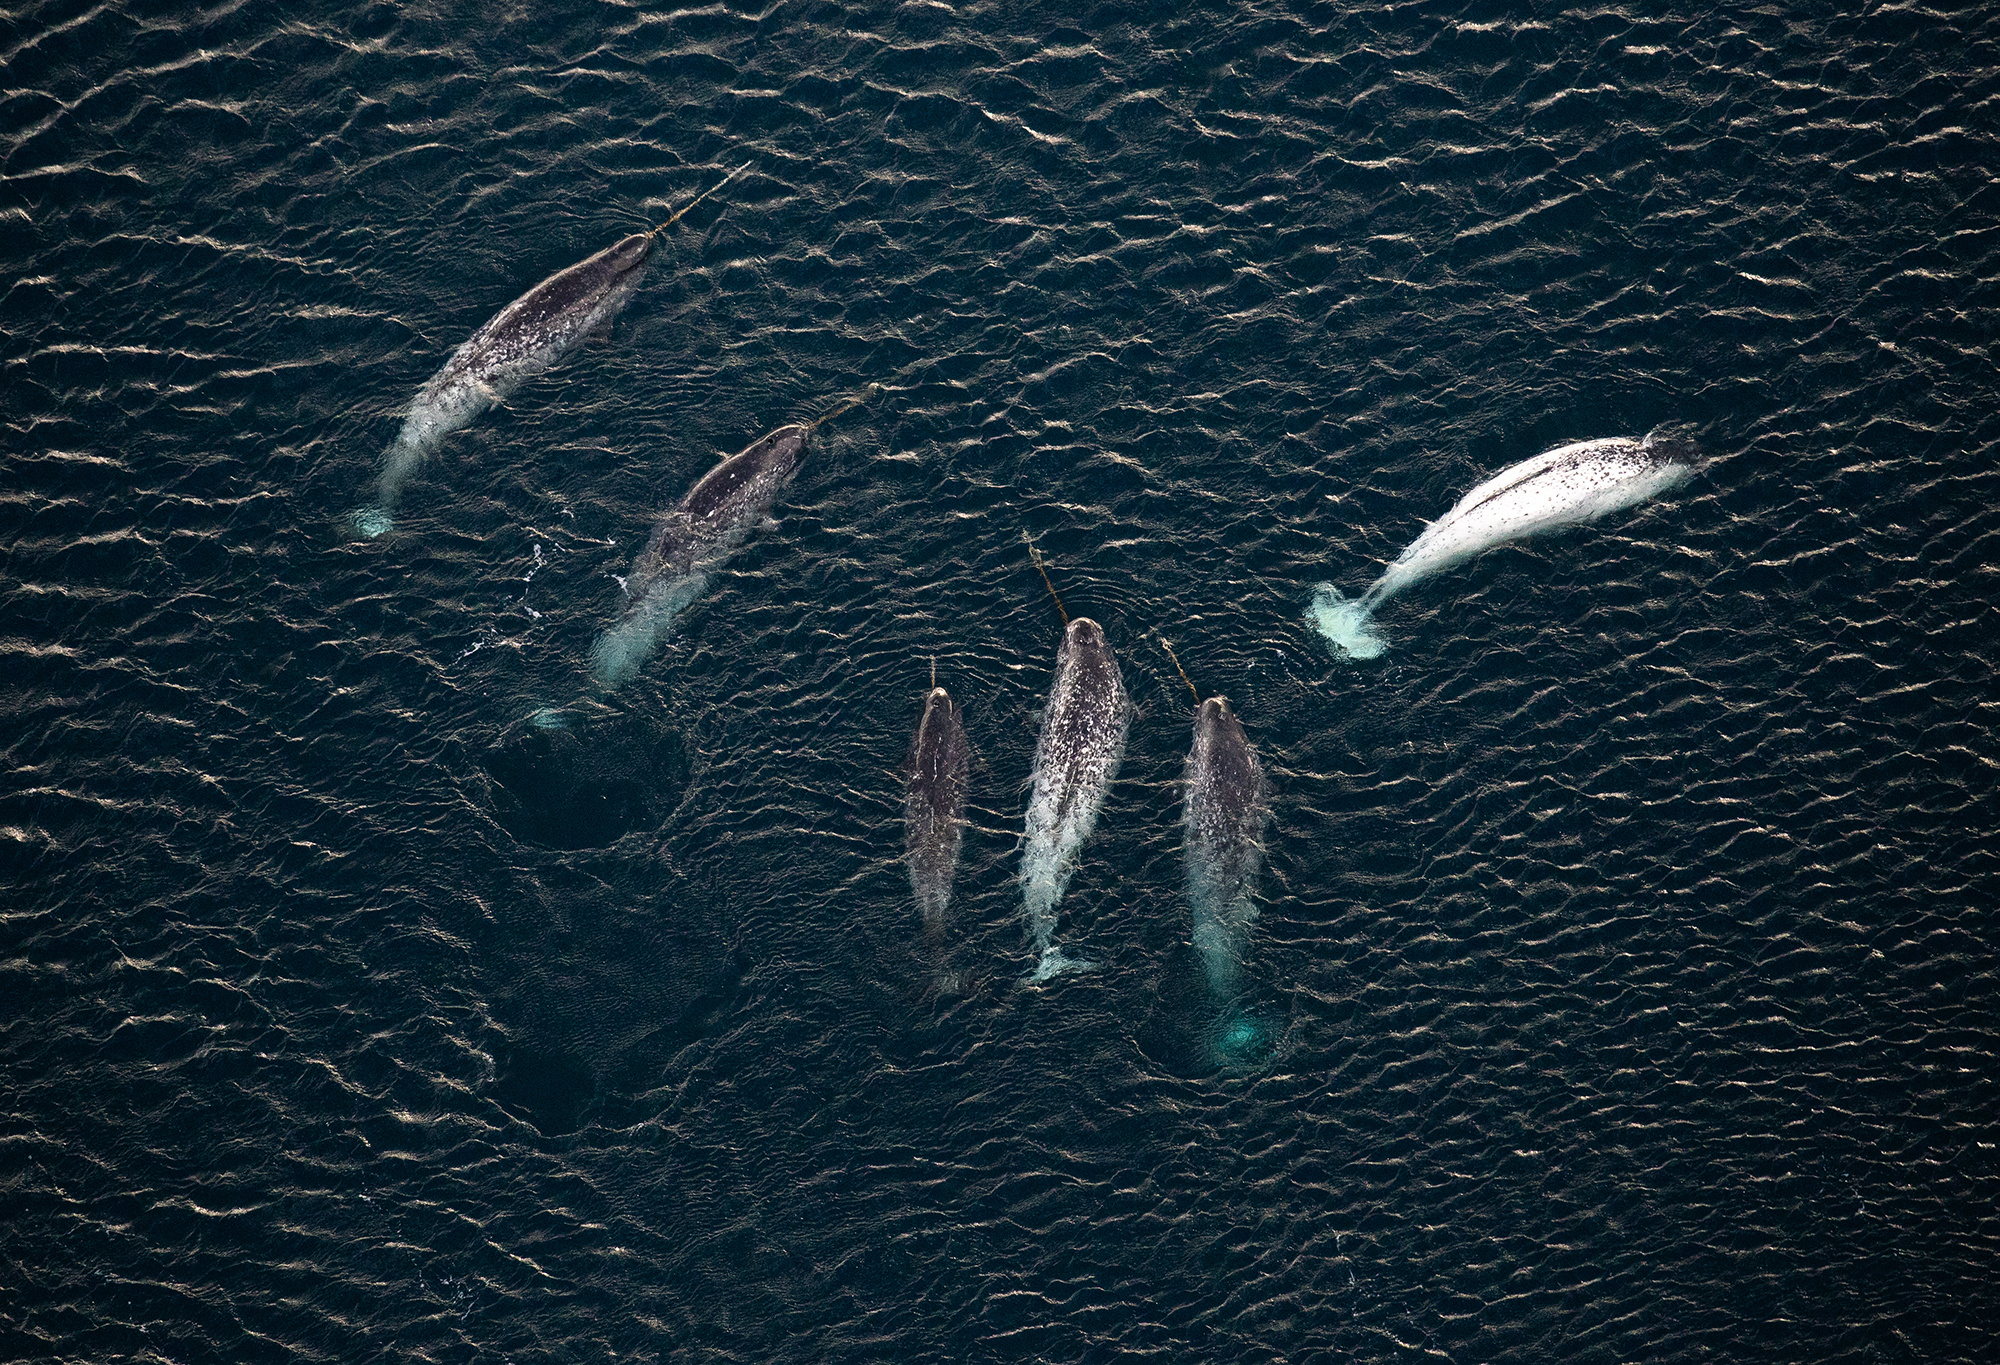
[4,0,1997,1360]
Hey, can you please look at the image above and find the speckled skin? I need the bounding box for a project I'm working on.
[1183,696,1269,999]
[619,424,811,614]
[905,687,970,937]
[374,233,652,510]
[588,423,812,687]
[1020,618,1129,976]
[1364,433,1697,608]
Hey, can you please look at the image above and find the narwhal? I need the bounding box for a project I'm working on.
[1153,637,1276,1066]
[1178,682,1269,999]
[590,388,876,687]
[1309,431,1700,658]
[354,164,748,538]
[1018,542,1129,981]
[905,662,970,992]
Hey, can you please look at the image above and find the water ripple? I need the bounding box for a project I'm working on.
[2,0,1997,1360]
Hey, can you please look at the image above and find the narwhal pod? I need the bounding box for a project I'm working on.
[591,423,811,687]
[1182,696,1269,1000]
[359,233,653,535]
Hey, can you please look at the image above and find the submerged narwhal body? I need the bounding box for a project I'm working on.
[591,423,810,687]
[1020,617,1130,981]
[905,685,971,986]
[358,233,654,536]
[1309,432,1700,658]
[1183,696,1269,1000]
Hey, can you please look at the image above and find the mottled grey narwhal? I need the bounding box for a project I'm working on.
[1183,695,1269,1000]
[591,421,810,686]
[905,680,970,993]
[1020,616,1130,981]
[591,388,873,686]
[355,166,745,537]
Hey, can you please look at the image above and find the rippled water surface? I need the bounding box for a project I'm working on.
[5,1,1997,1360]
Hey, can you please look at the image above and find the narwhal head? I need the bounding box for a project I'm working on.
[1190,693,1265,810]
[920,685,957,732]
[1194,694,1250,758]
[607,233,653,274]
[1641,427,1703,472]
[749,423,811,480]
[1059,618,1124,701]
[910,685,966,793]
[1064,616,1107,655]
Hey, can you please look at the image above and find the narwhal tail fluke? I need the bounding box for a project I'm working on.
[1028,945,1099,982]
[1193,918,1248,1001]
[1307,581,1389,660]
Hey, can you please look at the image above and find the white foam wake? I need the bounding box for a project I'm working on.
[1028,945,1098,982]
[1307,584,1388,660]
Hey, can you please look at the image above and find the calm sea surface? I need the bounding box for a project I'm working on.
[4,1,1997,1360]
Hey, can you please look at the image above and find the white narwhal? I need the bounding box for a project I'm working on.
[1310,432,1699,658]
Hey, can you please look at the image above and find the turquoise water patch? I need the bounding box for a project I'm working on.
[1210,1007,1280,1069]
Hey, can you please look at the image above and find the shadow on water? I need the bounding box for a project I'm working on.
[475,705,737,1135]
[484,707,689,850]
[489,938,746,1135]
